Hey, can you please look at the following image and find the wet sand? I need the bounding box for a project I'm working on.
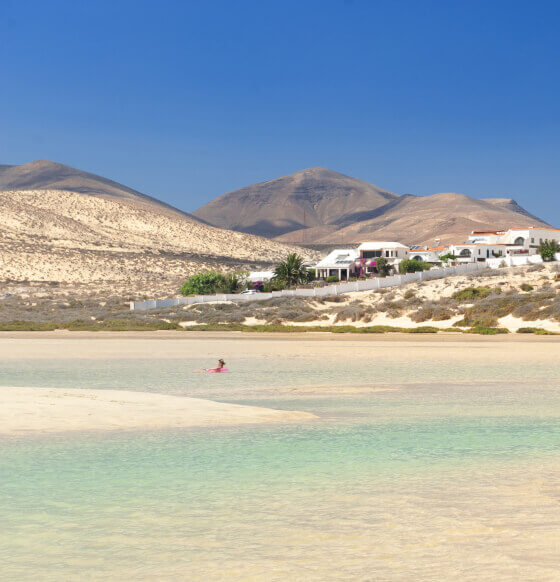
[0,386,315,435]
[1,329,559,363]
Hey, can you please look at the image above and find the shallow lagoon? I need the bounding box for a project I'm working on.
[1,336,560,581]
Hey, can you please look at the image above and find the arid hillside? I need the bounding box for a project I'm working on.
[0,188,316,296]
[277,192,551,246]
[195,167,551,246]
[193,167,398,238]
[0,159,189,218]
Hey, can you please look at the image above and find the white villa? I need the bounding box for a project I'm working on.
[315,249,360,281]
[448,243,507,263]
[247,270,275,283]
[357,241,409,261]
[282,226,559,285]
[467,227,560,256]
[315,242,410,280]
[357,242,409,275]
[408,246,444,264]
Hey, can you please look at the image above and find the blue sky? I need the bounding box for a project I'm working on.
[1,0,559,224]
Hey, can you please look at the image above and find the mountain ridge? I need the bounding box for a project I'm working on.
[0,159,194,219]
[194,167,398,237]
[195,168,552,246]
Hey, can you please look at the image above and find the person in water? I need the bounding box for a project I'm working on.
[209,359,226,373]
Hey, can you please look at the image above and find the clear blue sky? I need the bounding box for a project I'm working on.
[1,0,559,224]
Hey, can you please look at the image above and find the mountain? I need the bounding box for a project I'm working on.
[482,197,546,223]
[193,167,398,239]
[0,160,190,218]
[0,161,316,294]
[277,192,551,246]
[195,167,551,246]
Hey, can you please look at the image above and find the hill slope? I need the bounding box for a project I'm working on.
[194,166,550,246]
[0,160,191,218]
[193,167,398,238]
[0,162,316,295]
[276,192,551,246]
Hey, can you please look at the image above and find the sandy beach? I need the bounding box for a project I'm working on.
[0,385,315,435]
[0,329,559,359]
[2,332,560,581]
[1,332,558,434]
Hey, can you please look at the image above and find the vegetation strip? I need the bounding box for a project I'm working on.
[0,320,517,334]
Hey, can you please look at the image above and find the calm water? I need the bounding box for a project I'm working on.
[2,344,560,581]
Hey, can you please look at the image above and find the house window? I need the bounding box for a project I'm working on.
[459,249,471,257]
[531,238,534,243]
[395,251,399,257]
[514,237,525,245]
[362,250,382,258]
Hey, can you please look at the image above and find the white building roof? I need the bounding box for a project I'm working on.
[315,249,359,269]
[357,241,409,251]
[247,270,275,282]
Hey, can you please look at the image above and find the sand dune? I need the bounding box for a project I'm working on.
[0,187,316,295]
[0,159,190,217]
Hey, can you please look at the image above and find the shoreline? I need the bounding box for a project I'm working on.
[0,329,559,342]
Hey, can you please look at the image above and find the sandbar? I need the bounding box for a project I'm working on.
[0,386,316,435]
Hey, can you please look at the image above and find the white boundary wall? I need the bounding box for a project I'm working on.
[130,262,489,311]
[487,253,560,269]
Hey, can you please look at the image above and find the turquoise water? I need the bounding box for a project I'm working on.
[2,341,560,580]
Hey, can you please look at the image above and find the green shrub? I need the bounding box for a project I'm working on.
[538,240,559,261]
[452,287,493,301]
[320,295,345,303]
[326,276,340,283]
[180,271,227,296]
[465,326,509,335]
[520,283,534,292]
[398,259,431,274]
[334,305,367,322]
[410,305,454,322]
[408,326,439,333]
[375,257,392,277]
[517,327,556,335]
[262,279,286,292]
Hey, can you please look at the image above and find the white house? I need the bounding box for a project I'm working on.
[449,243,507,263]
[247,270,275,283]
[408,246,444,264]
[315,249,360,281]
[357,241,409,261]
[467,230,505,244]
[467,227,560,256]
[356,242,410,275]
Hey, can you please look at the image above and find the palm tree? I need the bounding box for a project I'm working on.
[273,253,310,287]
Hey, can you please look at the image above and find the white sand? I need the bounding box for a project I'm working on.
[0,386,316,435]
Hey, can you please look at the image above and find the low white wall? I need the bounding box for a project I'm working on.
[485,254,557,269]
[130,262,488,311]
